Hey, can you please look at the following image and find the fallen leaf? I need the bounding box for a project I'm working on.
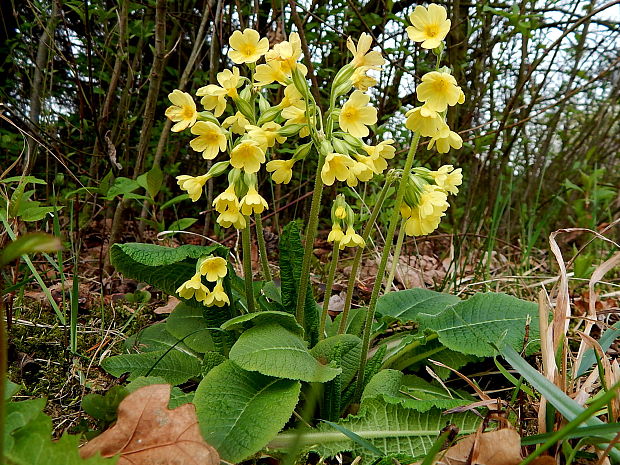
[438,429,522,465]
[80,384,219,465]
[154,296,180,314]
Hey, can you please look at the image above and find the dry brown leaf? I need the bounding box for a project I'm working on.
[438,429,522,465]
[154,296,180,314]
[80,384,219,465]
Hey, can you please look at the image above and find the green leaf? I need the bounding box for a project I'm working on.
[19,205,56,221]
[310,334,361,387]
[4,379,20,399]
[221,310,304,336]
[229,323,341,382]
[101,349,201,385]
[576,321,620,377]
[328,307,366,338]
[82,386,128,423]
[1,176,46,185]
[418,292,540,357]
[104,177,140,199]
[194,360,301,463]
[502,345,620,462]
[125,376,194,409]
[166,302,215,353]
[279,221,319,346]
[376,288,460,323]
[124,322,197,355]
[137,165,163,198]
[272,399,480,460]
[160,193,190,210]
[168,218,198,231]
[362,370,471,413]
[109,242,223,296]
[0,233,62,267]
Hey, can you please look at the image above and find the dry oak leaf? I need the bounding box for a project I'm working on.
[80,384,219,465]
[438,428,522,465]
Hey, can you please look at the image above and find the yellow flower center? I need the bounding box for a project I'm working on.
[424,25,440,38]
[181,105,195,119]
[244,45,256,56]
[342,108,357,120]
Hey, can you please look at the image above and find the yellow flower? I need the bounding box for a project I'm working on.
[230,140,266,173]
[176,273,209,301]
[407,4,451,49]
[339,90,377,138]
[266,33,307,76]
[228,29,269,64]
[418,184,449,217]
[351,66,379,91]
[416,71,463,112]
[196,68,242,117]
[216,204,247,229]
[266,159,295,184]
[334,206,347,220]
[356,154,386,175]
[327,223,345,243]
[346,161,374,187]
[431,165,463,195]
[428,130,463,154]
[212,184,239,213]
[246,122,286,150]
[205,280,230,307]
[340,226,365,249]
[281,106,309,138]
[165,90,197,132]
[278,84,305,110]
[254,60,288,86]
[347,32,385,68]
[199,256,228,282]
[176,174,209,202]
[189,121,227,159]
[405,106,449,137]
[403,208,443,236]
[362,139,396,172]
[321,153,355,186]
[222,111,250,135]
[240,185,269,215]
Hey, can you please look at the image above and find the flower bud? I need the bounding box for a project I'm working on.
[239,84,252,102]
[332,64,355,91]
[257,106,282,126]
[319,139,334,156]
[198,111,220,125]
[339,132,364,150]
[257,93,270,114]
[206,161,230,179]
[292,142,313,161]
[291,67,310,100]
[331,137,349,155]
[235,98,255,121]
[278,123,306,137]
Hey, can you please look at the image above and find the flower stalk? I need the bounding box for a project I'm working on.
[241,220,256,313]
[319,241,340,340]
[354,132,421,399]
[338,178,394,334]
[385,217,407,292]
[254,213,272,281]
[295,146,326,326]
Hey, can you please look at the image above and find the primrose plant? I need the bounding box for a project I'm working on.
[103,4,541,463]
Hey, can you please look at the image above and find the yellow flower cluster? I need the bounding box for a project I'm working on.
[400,165,462,236]
[327,195,365,249]
[176,256,230,307]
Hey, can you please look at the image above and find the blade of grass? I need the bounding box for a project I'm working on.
[522,423,620,445]
[1,217,65,324]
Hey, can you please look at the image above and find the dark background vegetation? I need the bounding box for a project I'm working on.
[1,0,619,275]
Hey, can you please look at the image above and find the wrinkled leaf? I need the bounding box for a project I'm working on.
[80,384,218,465]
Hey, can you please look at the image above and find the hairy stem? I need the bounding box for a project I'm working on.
[354,133,420,399]
[294,148,326,326]
[338,179,394,334]
[385,217,407,292]
[255,213,272,281]
[319,242,340,340]
[241,221,256,313]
